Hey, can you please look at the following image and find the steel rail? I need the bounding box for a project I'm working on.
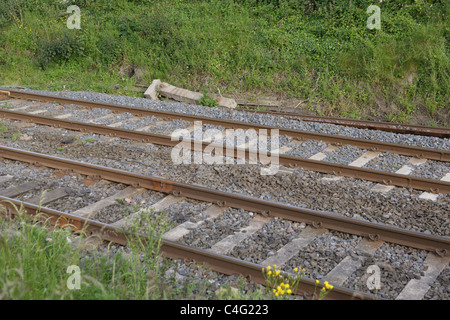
[236,108,450,138]
[3,89,449,162]
[0,146,448,256]
[0,196,375,300]
[0,109,449,194]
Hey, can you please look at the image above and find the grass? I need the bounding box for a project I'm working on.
[0,122,8,134]
[0,201,167,299]
[0,201,211,299]
[0,0,448,126]
[0,121,21,141]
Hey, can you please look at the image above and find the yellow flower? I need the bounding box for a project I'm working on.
[302,268,306,272]
[281,290,285,295]
[287,289,292,295]
[276,270,280,276]
[266,266,271,270]
[273,264,277,269]
[272,289,277,294]
[275,292,279,297]
[294,267,298,272]
[315,279,320,285]
[267,271,272,276]
[324,282,333,290]
[284,284,290,289]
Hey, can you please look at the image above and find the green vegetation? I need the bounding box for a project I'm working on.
[199,91,219,108]
[0,102,13,109]
[0,202,211,299]
[0,0,448,125]
[0,121,21,140]
[76,137,97,144]
[0,122,8,133]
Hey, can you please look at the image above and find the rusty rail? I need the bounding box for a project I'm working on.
[0,196,375,300]
[4,89,449,161]
[0,109,449,193]
[0,146,448,256]
[236,108,450,138]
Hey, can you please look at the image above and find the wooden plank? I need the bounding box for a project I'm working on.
[261,227,325,267]
[396,254,449,300]
[349,151,381,167]
[113,195,185,228]
[54,113,73,119]
[163,205,225,241]
[28,110,47,115]
[373,158,428,194]
[27,188,68,205]
[0,182,39,197]
[208,215,270,255]
[309,145,338,161]
[0,175,13,184]
[322,240,382,286]
[419,173,450,201]
[72,186,146,218]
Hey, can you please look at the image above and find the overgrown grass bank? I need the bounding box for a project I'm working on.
[0,0,448,125]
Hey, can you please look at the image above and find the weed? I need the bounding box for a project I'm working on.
[0,103,13,109]
[199,92,218,108]
[0,122,7,133]
[11,133,19,141]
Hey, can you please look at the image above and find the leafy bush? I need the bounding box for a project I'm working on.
[36,32,84,70]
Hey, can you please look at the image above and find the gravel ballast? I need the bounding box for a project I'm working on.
[15,88,450,151]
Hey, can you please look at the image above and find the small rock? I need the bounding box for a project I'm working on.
[19,134,33,141]
[60,137,75,144]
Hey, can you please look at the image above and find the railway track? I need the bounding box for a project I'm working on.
[1,162,372,300]
[0,146,449,299]
[0,90,449,195]
[235,106,450,138]
[3,89,450,139]
[0,89,449,300]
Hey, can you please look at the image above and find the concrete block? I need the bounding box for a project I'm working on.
[217,96,237,109]
[144,79,161,100]
[146,80,238,109]
[159,82,203,105]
